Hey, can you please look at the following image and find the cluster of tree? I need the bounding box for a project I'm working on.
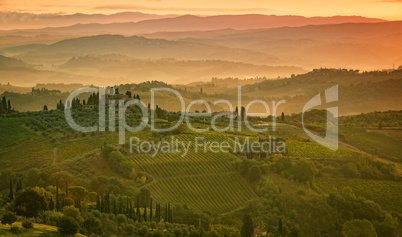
[0,177,213,236]
[241,177,400,237]
[340,110,402,128]
[56,99,64,110]
[70,97,82,109]
[0,95,14,115]
[125,90,141,100]
[235,106,246,120]
[31,87,61,94]
[155,105,168,119]
[340,157,397,180]
[95,192,173,224]
[87,92,100,105]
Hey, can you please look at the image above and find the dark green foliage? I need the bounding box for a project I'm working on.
[241,214,253,237]
[22,219,34,229]
[144,199,148,222]
[1,212,17,227]
[342,219,378,237]
[56,99,64,110]
[290,159,318,184]
[150,198,153,221]
[248,166,262,183]
[96,194,100,211]
[327,187,385,222]
[278,218,283,235]
[140,226,148,236]
[16,180,22,193]
[373,214,397,237]
[101,145,133,178]
[58,216,79,236]
[56,180,60,212]
[2,96,7,114]
[83,216,103,235]
[9,179,13,200]
[49,196,55,210]
[136,195,140,220]
[113,198,117,215]
[14,188,47,218]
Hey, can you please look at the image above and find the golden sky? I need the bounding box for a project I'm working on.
[1,0,402,20]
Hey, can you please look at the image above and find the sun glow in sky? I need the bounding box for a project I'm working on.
[0,0,401,20]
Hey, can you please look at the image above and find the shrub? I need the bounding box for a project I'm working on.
[1,211,17,227]
[10,226,19,232]
[22,219,34,229]
[58,216,79,236]
[296,189,305,196]
[41,211,63,226]
[140,226,149,236]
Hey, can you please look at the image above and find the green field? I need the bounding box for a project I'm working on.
[129,137,256,213]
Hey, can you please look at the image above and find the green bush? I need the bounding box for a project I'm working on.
[57,216,79,236]
[22,219,34,229]
[10,226,19,232]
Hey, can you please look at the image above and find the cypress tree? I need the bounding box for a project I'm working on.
[49,196,55,210]
[113,197,117,215]
[278,218,283,235]
[168,203,172,223]
[7,100,11,113]
[96,194,100,211]
[77,198,82,212]
[241,214,253,237]
[165,203,168,222]
[15,180,21,193]
[119,200,123,215]
[56,180,60,211]
[107,193,111,213]
[149,198,153,221]
[129,200,133,219]
[157,203,161,222]
[2,96,7,113]
[144,199,147,222]
[136,195,140,220]
[100,196,104,213]
[126,197,129,216]
[65,182,68,197]
[9,179,13,200]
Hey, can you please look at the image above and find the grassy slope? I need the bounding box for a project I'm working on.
[0,221,85,236]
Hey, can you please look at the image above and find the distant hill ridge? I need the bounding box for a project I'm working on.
[1,13,386,34]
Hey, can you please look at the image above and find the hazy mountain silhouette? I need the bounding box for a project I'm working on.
[0,11,178,30]
[0,55,31,68]
[141,21,402,70]
[14,35,281,66]
[1,14,385,35]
